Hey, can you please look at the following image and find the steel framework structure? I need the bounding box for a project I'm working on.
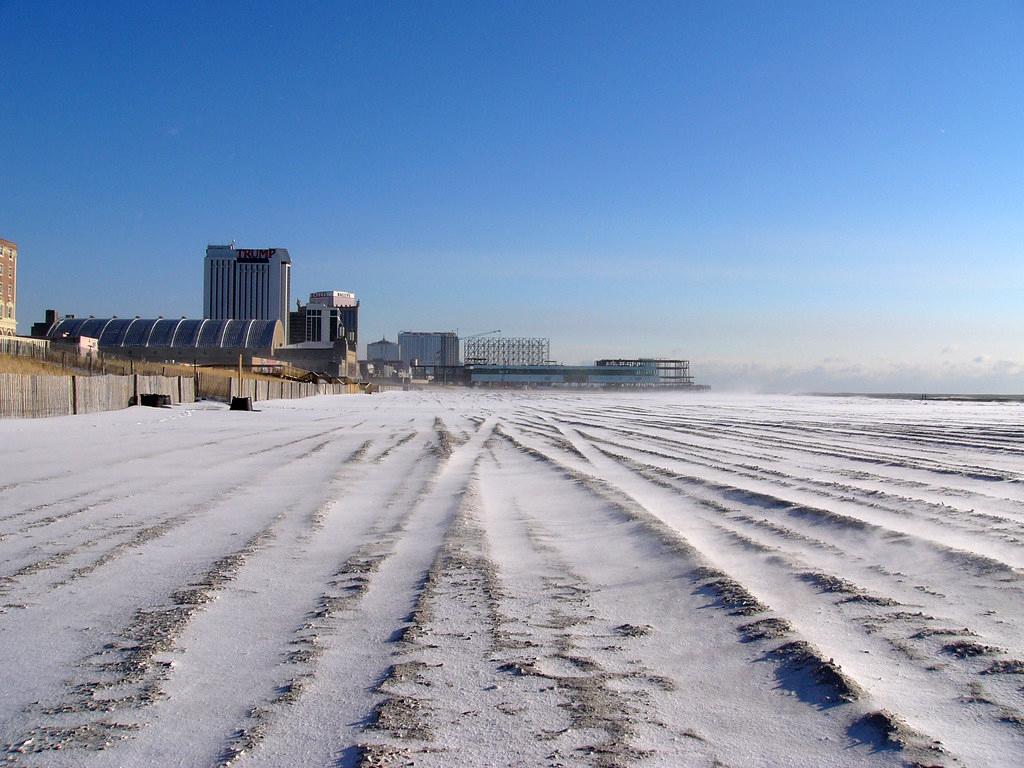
[464,336,550,366]
[595,358,694,386]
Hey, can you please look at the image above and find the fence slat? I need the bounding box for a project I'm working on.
[0,372,204,419]
[4,335,355,417]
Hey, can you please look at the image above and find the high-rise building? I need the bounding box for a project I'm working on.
[308,290,357,308]
[280,291,359,378]
[398,331,459,367]
[288,291,358,347]
[203,244,291,339]
[308,291,358,347]
[0,238,17,336]
[367,337,400,362]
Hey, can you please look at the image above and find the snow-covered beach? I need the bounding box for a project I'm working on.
[1,392,1022,767]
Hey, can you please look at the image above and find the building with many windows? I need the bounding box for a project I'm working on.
[363,337,405,379]
[289,291,359,346]
[279,291,359,379]
[367,337,400,363]
[203,244,291,339]
[398,331,459,367]
[0,238,17,336]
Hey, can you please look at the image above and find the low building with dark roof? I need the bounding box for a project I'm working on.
[45,316,284,365]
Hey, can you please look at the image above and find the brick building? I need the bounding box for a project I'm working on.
[0,238,16,336]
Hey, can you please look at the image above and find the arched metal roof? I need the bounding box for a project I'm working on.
[46,318,283,350]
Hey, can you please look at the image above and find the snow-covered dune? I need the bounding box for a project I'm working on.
[1,393,1021,767]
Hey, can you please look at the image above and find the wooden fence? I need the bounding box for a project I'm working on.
[0,374,74,418]
[0,374,196,419]
[0,336,187,377]
[228,378,360,400]
[1,371,361,419]
[1,337,366,418]
[1,337,316,389]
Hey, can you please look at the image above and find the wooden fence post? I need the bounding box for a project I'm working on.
[71,375,78,415]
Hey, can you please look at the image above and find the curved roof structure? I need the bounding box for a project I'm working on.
[46,318,283,350]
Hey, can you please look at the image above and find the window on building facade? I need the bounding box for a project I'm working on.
[306,310,322,342]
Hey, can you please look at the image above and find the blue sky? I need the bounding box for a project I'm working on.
[1,1,1022,391]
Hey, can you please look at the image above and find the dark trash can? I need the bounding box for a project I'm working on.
[230,396,253,411]
[140,393,172,407]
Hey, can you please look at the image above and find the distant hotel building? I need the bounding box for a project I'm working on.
[278,291,360,379]
[367,337,400,363]
[398,331,459,367]
[289,290,359,347]
[203,244,291,339]
[0,238,17,336]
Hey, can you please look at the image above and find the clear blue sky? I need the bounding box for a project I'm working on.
[2,1,1022,391]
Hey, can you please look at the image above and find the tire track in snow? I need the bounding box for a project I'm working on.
[0,420,309,526]
[4,393,1023,767]
[576,422,1024,544]
[560,414,1024,526]
[352,457,677,767]
[3,522,280,761]
[63,435,395,768]
[0,427,372,763]
[229,419,496,768]
[559,409,1024,496]
[587,439,1024,648]
[486,429,928,767]
[584,432,1024,578]
[556,412,1024,749]
[0,424,347,539]
[0,429,363,608]
[212,435,439,767]
[497,424,963,766]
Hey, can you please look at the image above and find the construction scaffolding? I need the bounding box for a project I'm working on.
[464,336,550,366]
[595,358,694,386]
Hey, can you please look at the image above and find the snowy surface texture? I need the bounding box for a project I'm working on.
[1,392,1022,768]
